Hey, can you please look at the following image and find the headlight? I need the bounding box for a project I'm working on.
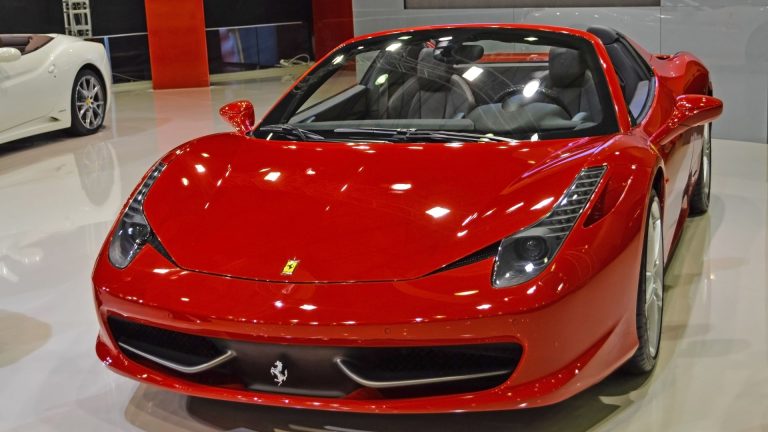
[108,162,166,268]
[493,166,606,288]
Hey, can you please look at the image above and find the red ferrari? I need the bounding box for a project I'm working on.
[93,24,722,412]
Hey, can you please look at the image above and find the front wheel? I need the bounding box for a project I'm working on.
[623,191,664,374]
[68,68,106,136]
[689,123,712,215]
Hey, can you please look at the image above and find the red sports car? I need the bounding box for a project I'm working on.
[93,24,722,412]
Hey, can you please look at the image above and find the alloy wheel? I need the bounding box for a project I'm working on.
[645,197,664,358]
[75,75,105,129]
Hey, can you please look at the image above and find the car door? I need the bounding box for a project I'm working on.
[0,43,58,133]
[604,34,692,253]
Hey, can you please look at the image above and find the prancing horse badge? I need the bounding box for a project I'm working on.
[281,259,300,276]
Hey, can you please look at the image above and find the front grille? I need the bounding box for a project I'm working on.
[108,317,522,400]
[345,344,520,381]
[109,316,222,360]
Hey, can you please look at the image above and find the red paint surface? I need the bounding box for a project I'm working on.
[312,0,354,58]
[218,99,255,135]
[94,24,723,412]
[145,0,209,89]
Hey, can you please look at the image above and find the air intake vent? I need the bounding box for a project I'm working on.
[540,166,605,242]
[431,241,501,275]
[108,317,522,399]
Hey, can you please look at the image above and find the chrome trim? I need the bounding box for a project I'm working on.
[334,357,510,389]
[118,341,236,374]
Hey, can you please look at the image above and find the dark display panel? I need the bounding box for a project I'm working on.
[0,0,65,34]
[206,23,313,74]
[203,0,312,28]
[90,0,147,36]
[88,35,152,83]
[406,0,659,7]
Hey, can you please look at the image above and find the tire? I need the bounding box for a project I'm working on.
[68,68,106,136]
[623,190,664,374]
[689,123,712,215]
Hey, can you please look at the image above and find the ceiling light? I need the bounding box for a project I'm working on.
[426,206,450,218]
[385,42,402,52]
[462,66,484,81]
[531,197,554,210]
[523,79,540,98]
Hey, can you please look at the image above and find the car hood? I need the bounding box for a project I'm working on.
[143,133,607,282]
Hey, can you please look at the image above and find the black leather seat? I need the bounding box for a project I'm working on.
[386,48,476,119]
[544,47,602,122]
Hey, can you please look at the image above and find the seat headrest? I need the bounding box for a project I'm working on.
[417,48,453,90]
[549,47,586,87]
[435,44,485,64]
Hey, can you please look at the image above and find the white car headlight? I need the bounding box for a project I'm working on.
[493,166,606,288]
[108,162,165,268]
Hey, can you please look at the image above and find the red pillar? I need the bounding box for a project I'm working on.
[312,0,354,59]
[145,0,209,89]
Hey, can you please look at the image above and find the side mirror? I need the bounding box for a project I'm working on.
[651,94,723,145]
[219,100,255,135]
[0,47,22,63]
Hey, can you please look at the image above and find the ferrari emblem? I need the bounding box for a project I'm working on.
[270,360,288,386]
[281,259,300,275]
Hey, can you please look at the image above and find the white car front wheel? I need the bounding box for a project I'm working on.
[69,68,105,135]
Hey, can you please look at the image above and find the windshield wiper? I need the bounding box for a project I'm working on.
[332,127,516,143]
[259,124,327,141]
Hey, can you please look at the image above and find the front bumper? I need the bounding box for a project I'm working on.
[93,198,645,413]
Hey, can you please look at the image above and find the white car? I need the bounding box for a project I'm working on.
[0,34,112,145]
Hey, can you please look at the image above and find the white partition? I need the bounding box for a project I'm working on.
[353,0,768,143]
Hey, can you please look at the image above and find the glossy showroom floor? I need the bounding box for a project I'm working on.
[0,79,766,431]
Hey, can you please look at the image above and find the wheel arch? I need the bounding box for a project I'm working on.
[651,165,665,212]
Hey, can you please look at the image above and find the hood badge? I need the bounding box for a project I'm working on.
[281,259,300,276]
[270,360,288,386]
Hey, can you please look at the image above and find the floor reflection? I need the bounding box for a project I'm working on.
[0,310,51,368]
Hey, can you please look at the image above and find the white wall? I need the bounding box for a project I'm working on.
[353,0,768,143]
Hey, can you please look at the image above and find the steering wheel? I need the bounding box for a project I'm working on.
[494,85,572,117]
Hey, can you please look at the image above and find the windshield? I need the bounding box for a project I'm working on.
[257,27,618,142]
